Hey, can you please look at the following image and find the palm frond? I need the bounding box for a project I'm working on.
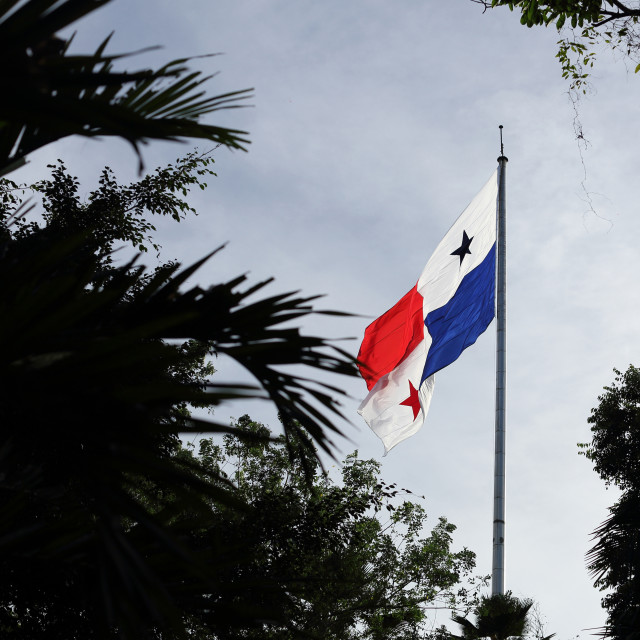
[0,0,252,174]
[0,231,358,635]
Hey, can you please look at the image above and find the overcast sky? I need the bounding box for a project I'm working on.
[14,1,640,637]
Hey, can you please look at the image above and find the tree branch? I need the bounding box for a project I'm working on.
[469,0,491,12]
[605,0,637,14]
[594,13,628,26]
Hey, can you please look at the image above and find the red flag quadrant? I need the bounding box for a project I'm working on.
[357,284,424,391]
[357,170,499,454]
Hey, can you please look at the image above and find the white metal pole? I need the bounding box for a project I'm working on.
[492,130,508,596]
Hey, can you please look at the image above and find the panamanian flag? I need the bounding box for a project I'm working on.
[357,170,499,454]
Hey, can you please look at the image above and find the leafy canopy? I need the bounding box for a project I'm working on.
[2,148,217,259]
[182,415,486,640]
[581,365,640,639]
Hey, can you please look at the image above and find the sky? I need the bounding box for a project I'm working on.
[12,1,640,637]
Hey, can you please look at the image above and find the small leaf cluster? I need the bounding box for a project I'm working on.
[556,30,599,92]
[475,1,640,89]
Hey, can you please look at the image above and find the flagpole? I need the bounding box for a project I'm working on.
[492,127,508,596]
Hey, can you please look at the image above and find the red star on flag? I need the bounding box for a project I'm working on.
[399,381,420,420]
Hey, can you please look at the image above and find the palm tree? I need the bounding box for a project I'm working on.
[451,592,541,640]
[587,490,640,640]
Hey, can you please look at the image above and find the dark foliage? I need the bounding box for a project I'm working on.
[0,225,357,636]
[582,366,640,640]
[0,1,362,636]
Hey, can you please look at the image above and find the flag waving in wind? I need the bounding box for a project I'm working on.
[358,171,499,454]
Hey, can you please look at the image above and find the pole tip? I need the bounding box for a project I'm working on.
[497,125,507,162]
